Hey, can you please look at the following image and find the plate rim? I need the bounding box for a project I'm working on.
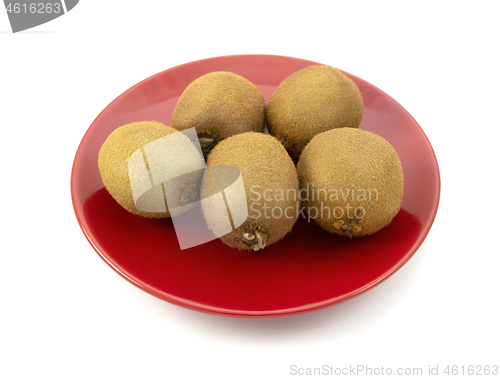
[71,54,441,318]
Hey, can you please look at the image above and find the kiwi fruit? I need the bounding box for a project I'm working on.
[297,128,403,237]
[171,71,266,157]
[266,65,364,157]
[98,121,205,218]
[200,132,300,251]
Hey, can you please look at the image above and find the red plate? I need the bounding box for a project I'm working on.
[71,55,440,318]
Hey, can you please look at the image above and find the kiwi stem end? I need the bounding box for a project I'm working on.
[198,137,216,158]
[333,220,361,239]
[241,230,268,251]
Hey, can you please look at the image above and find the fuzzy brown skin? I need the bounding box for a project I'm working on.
[171,71,266,154]
[266,65,364,158]
[98,121,179,218]
[297,128,403,237]
[201,132,300,251]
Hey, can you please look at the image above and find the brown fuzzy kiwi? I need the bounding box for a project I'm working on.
[171,71,266,157]
[98,121,204,218]
[297,128,403,237]
[200,132,299,251]
[266,65,364,157]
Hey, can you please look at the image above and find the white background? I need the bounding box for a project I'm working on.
[1,1,499,378]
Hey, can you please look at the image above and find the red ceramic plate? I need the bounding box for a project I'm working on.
[71,55,440,318]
